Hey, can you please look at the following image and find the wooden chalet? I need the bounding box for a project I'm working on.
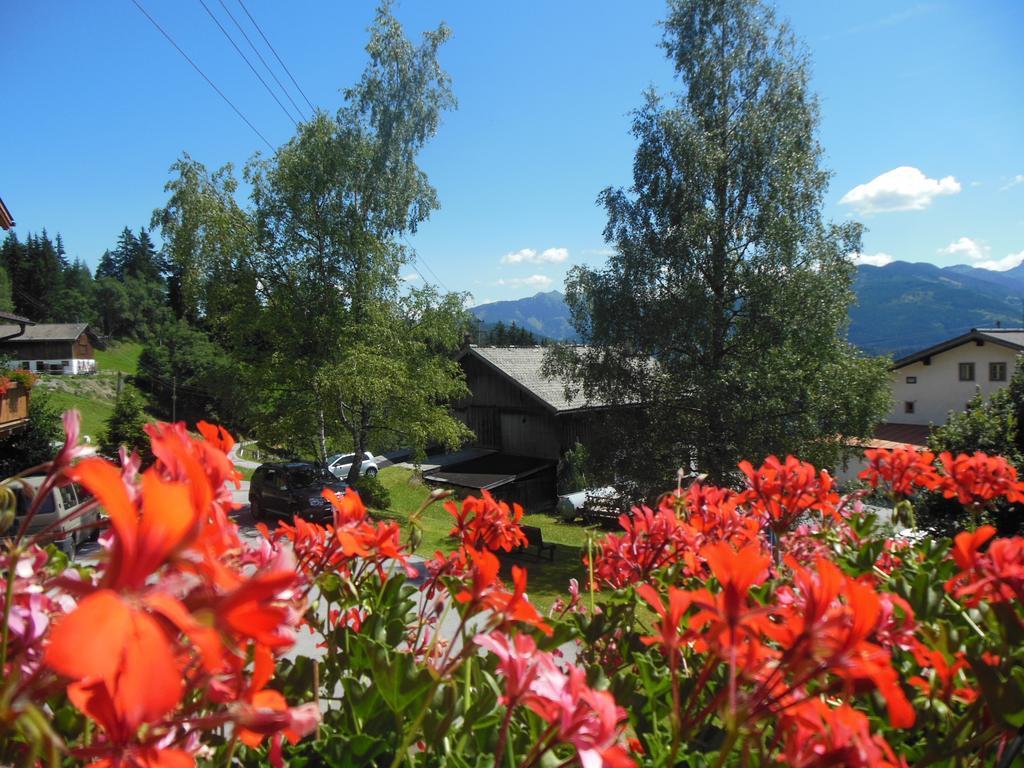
[424,346,617,511]
[0,323,103,375]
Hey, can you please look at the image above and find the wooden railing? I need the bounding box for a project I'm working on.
[0,382,30,437]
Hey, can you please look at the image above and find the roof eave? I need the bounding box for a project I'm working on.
[0,196,13,230]
[891,330,1024,370]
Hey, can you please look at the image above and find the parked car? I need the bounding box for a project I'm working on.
[248,462,349,522]
[10,476,102,556]
[326,451,379,479]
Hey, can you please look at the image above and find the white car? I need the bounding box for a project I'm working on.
[326,451,379,479]
[10,476,103,556]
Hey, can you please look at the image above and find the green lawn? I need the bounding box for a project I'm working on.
[46,388,115,440]
[95,341,143,375]
[374,466,595,610]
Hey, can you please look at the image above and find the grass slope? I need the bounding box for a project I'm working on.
[375,466,593,610]
[95,341,143,375]
[45,387,114,439]
[40,340,148,440]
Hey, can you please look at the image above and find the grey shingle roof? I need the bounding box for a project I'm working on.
[0,323,91,342]
[464,346,604,413]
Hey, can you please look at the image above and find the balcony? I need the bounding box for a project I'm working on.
[0,381,30,437]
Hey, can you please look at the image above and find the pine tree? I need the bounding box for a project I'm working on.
[100,385,152,463]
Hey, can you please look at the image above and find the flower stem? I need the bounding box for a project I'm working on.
[0,545,19,673]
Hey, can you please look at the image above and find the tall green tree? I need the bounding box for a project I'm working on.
[548,0,889,483]
[235,4,469,478]
[0,263,12,313]
[50,258,97,324]
[1,230,64,320]
[152,157,254,325]
[100,385,152,463]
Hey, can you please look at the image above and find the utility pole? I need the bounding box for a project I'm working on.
[172,376,177,422]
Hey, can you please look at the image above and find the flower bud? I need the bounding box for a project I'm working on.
[0,484,16,535]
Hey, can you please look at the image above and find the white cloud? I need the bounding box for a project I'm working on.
[839,166,961,214]
[851,251,894,267]
[500,247,568,265]
[1001,174,1024,191]
[500,248,536,264]
[938,237,990,261]
[495,275,553,289]
[400,271,422,282]
[581,247,616,257]
[977,251,1024,272]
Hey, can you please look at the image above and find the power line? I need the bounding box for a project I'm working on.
[128,0,275,152]
[401,234,450,293]
[235,0,316,114]
[195,0,299,128]
[216,0,308,122]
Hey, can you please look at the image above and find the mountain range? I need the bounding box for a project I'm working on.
[470,262,1024,357]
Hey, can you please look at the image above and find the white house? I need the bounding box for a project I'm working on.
[888,328,1024,426]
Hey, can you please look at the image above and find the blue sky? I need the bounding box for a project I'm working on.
[3,1,1022,305]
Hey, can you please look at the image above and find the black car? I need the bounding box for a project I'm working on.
[248,462,347,522]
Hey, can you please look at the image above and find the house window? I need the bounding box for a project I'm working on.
[904,401,915,414]
[61,360,69,368]
[905,376,917,384]
[20,361,28,370]
[990,362,1007,382]
[959,362,975,381]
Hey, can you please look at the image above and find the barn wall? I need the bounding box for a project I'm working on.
[1,340,75,360]
[457,355,561,458]
[72,332,94,360]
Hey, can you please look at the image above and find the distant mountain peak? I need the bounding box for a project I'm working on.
[469,261,1024,356]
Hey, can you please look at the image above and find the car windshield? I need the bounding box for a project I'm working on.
[288,467,333,488]
[325,454,343,466]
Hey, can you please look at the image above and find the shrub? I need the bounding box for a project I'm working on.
[350,471,391,510]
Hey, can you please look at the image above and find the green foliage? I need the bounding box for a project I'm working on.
[548,0,889,483]
[0,387,62,477]
[100,385,151,463]
[181,6,470,473]
[93,274,172,340]
[557,441,590,494]
[151,155,255,325]
[136,319,237,426]
[350,472,392,510]
[479,320,539,346]
[0,263,13,313]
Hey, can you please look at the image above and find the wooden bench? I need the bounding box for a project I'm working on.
[514,525,556,561]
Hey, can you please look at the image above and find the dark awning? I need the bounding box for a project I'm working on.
[423,453,555,491]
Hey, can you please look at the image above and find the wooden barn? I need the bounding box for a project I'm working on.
[453,346,610,459]
[424,346,615,511]
[0,323,103,375]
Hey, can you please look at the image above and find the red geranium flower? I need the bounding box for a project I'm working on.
[859,448,940,497]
